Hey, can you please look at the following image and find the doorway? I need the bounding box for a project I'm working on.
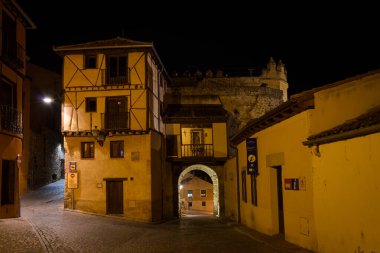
[106,180,123,214]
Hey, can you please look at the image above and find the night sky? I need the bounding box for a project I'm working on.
[18,1,380,95]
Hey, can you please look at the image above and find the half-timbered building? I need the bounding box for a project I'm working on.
[54,37,170,222]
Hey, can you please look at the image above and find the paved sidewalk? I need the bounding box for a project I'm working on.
[1,180,314,253]
[0,217,43,253]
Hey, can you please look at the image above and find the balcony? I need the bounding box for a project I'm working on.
[101,112,129,130]
[0,105,22,135]
[181,144,213,157]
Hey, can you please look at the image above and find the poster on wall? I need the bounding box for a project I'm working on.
[246,138,258,175]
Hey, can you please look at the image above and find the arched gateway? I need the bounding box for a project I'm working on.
[178,164,219,216]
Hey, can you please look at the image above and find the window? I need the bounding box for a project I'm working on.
[110,141,124,158]
[202,201,206,207]
[242,170,247,202]
[187,190,193,198]
[1,11,16,62]
[85,97,97,112]
[108,55,128,84]
[0,79,17,108]
[81,142,95,158]
[201,189,206,197]
[251,175,258,206]
[85,55,97,69]
[188,202,192,207]
[106,96,128,129]
[191,130,203,144]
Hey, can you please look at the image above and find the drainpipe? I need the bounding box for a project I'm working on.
[230,144,241,224]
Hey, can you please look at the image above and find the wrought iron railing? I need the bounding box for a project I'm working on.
[101,112,129,130]
[0,105,22,134]
[181,144,213,157]
[107,75,128,85]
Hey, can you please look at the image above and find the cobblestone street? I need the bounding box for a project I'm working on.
[0,180,312,253]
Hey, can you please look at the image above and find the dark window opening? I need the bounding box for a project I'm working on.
[202,201,206,206]
[106,97,128,129]
[110,141,124,158]
[0,79,17,108]
[1,11,17,63]
[81,142,95,158]
[188,202,192,207]
[85,97,97,112]
[108,56,128,84]
[85,55,97,69]
[166,135,178,157]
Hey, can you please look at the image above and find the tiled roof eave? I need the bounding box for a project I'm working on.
[303,123,380,147]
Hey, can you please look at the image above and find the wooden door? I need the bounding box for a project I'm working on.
[106,181,123,214]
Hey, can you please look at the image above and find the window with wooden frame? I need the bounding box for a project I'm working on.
[110,141,124,158]
[85,55,97,69]
[85,97,97,112]
[81,142,95,158]
[201,189,206,197]
[108,55,128,84]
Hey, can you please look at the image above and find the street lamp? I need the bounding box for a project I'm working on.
[42,97,53,104]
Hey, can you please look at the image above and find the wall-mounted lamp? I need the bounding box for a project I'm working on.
[92,126,105,146]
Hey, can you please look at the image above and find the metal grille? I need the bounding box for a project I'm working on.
[181,144,213,157]
[0,105,22,134]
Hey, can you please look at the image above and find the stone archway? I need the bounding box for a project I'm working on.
[178,164,219,216]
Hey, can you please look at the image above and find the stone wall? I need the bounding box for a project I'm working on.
[28,126,64,190]
[168,77,285,136]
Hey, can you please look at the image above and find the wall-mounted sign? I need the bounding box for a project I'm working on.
[68,172,78,189]
[284,178,299,190]
[69,161,77,172]
[246,138,258,175]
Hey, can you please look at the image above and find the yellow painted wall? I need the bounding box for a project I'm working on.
[63,89,147,131]
[224,157,238,221]
[0,4,28,217]
[64,133,154,221]
[311,73,380,135]
[234,112,317,251]
[212,123,227,157]
[63,52,146,88]
[129,52,146,85]
[312,133,380,253]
